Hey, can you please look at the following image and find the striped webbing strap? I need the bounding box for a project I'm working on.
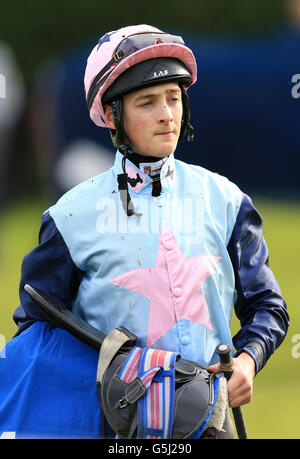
[118,346,178,439]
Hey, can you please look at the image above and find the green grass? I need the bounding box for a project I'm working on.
[0,195,300,438]
[0,197,46,340]
[231,197,300,439]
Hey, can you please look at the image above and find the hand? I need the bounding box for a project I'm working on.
[207,352,255,408]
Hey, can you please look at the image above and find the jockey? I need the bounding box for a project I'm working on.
[0,25,289,439]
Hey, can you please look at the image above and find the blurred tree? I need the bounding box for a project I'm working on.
[0,0,284,85]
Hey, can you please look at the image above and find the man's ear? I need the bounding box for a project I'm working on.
[103,104,116,130]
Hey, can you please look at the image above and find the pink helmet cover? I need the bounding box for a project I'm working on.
[84,24,197,128]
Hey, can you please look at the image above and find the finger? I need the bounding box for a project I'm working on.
[229,388,252,407]
[207,362,221,374]
[227,375,253,407]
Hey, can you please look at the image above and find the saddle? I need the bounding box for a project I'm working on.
[24,284,228,439]
[97,328,226,439]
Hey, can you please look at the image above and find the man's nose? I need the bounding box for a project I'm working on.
[158,102,173,123]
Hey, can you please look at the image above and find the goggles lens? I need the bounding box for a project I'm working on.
[114,32,185,60]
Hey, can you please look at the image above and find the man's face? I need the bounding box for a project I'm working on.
[122,82,183,158]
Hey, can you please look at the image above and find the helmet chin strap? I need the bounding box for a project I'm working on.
[180,85,194,142]
[117,150,142,217]
[108,99,140,217]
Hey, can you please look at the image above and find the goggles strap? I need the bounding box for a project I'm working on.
[87,50,125,111]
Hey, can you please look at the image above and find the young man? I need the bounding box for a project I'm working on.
[0,25,289,439]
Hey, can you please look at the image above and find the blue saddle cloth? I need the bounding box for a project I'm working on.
[0,321,112,438]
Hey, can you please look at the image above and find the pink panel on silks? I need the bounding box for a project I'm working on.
[110,221,220,347]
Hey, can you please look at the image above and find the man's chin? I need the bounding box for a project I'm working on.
[151,143,178,158]
[133,140,178,158]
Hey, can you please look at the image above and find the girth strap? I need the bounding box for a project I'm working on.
[118,346,178,439]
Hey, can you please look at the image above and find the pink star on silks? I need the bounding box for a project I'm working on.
[109,221,221,347]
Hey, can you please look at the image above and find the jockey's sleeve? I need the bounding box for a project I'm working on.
[227,193,289,374]
[13,211,84,336]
